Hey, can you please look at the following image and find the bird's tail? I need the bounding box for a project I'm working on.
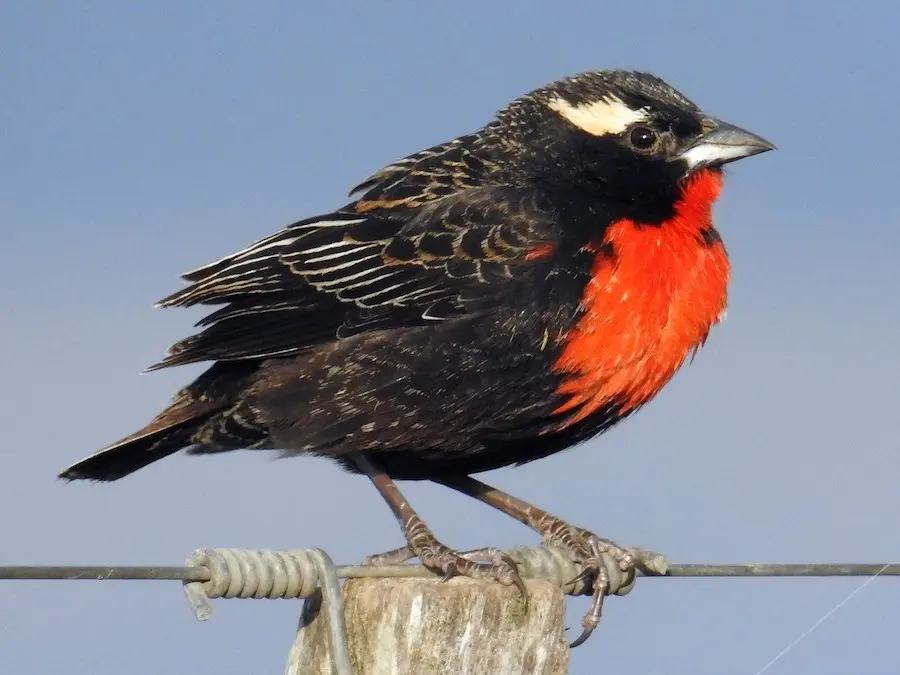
[58,410,216,481]
[59,362,261,482]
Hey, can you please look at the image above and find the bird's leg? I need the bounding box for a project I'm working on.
[435,474,643,647]
[352,454,526,598]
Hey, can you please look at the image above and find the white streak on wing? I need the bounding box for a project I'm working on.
[421,305,449,320]
[382,174,409,193]
[296,240,351,255]
[182,270,271,296]
[180,218,366,278]
[393,287,445,304]
[305,244,380,264]
[313,268,397,289]
[292,218,366,229]
[233,235,303,259]
[359,287,447,309]
[353,279,429,304]
[300,253,381,276]
[210,253,281,274]
[183,231,288,277]
[233,345,307,360]
[185,234,301,278]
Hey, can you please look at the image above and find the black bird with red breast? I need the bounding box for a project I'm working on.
[60,69,774,644]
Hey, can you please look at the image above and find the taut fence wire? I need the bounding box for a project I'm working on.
[3,545,897,675]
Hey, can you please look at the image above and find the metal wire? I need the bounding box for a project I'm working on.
[4,548,897,675]
[4,561,898,582]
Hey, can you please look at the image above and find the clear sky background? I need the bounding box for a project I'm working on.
[2,2,898,674]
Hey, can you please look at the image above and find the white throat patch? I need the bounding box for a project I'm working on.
[547,95,648,136]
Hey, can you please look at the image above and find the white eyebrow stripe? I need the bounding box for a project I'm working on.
[547,95,649,136]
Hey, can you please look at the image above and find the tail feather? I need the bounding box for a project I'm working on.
[60,362,261,481]
[58,414,213,482]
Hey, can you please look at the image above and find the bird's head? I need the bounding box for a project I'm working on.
[492,70,775,223]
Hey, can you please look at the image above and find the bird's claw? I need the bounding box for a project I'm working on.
[456,547,528,606]
[542,524,638,648]
[363,545,416,566]
[364,542,527,604]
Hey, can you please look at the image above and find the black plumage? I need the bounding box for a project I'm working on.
[59,69,774,645]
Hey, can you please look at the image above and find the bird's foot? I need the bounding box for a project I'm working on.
[430,474,669,646]
[364,539,526,600]
[353,457,527,605]
[538,518,639,647]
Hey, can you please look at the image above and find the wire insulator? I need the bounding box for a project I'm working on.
[507,545,649,597]
[183,548,325,618]
[182,548,353,674]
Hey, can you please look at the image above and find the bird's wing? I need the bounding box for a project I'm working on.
[347,133,498,207]
[149,184,558,370]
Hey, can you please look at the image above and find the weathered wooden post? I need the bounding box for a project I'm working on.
[286,577,569,675]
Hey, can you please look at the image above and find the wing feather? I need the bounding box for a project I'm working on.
[150,148,558,370]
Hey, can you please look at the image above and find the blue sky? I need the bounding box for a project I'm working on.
[2,1,898,673]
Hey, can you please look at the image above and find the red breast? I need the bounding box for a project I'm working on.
[552,169,731,425]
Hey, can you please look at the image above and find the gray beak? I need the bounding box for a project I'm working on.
[680,119,776,171]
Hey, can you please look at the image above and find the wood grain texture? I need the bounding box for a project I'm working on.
[286,577,568,675]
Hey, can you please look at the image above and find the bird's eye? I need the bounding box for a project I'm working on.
[629,126,658,150]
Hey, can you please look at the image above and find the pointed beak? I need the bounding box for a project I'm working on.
[680,119,776,171]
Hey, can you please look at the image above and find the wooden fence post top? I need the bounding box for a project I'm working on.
[286,577,568,675]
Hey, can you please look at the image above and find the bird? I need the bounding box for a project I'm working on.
[59,69,774,645]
